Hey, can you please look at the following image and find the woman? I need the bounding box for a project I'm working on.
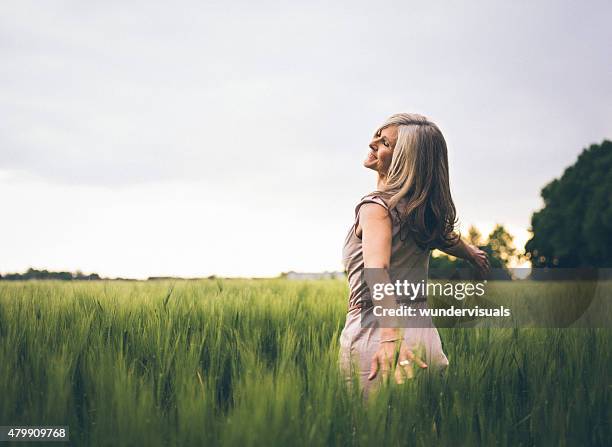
[339,113,490,394]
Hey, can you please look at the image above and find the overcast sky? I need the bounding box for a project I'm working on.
[1,0,610,278]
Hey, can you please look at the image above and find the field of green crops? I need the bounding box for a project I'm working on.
[0,279,610,446]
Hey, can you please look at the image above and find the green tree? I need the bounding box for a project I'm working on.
[485,224,517,268]
[525,140,612,267]
[467,225,483,246]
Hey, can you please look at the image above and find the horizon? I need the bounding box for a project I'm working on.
[0,219,533,280]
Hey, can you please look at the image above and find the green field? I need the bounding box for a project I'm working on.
[0,280,610,446]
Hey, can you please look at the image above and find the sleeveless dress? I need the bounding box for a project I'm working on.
[339,192,449,393]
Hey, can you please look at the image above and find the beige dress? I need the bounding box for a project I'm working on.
[339,192,449,393]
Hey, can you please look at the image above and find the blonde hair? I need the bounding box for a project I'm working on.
[372,113,459,249]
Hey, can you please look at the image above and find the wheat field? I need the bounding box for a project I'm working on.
[0,279,610,446]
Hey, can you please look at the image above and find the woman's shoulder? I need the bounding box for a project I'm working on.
[357,191,391,207]
[354,191,404,226]
[354,192,390,217]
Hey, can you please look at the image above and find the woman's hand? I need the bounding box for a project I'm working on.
[468,245,490,277]
[368,340,428,384]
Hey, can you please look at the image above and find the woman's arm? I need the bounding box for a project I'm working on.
[358,203,428,383]
[437,236,490,277]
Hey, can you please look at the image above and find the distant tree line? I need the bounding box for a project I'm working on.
[0,268,102,281]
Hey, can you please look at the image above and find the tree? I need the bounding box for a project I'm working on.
[467,225,483,246]
[485,224,517,269]
[430,224,517,277]
[525,140,612,268]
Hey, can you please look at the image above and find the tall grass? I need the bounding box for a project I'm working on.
[0,279,609,446]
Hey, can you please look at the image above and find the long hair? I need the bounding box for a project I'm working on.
[372,113,459,249]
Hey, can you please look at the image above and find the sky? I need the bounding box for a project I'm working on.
[1,0,611,278]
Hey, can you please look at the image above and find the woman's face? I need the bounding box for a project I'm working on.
[363,125,398,174]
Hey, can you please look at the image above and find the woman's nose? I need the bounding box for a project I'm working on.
[369,141,377,151]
